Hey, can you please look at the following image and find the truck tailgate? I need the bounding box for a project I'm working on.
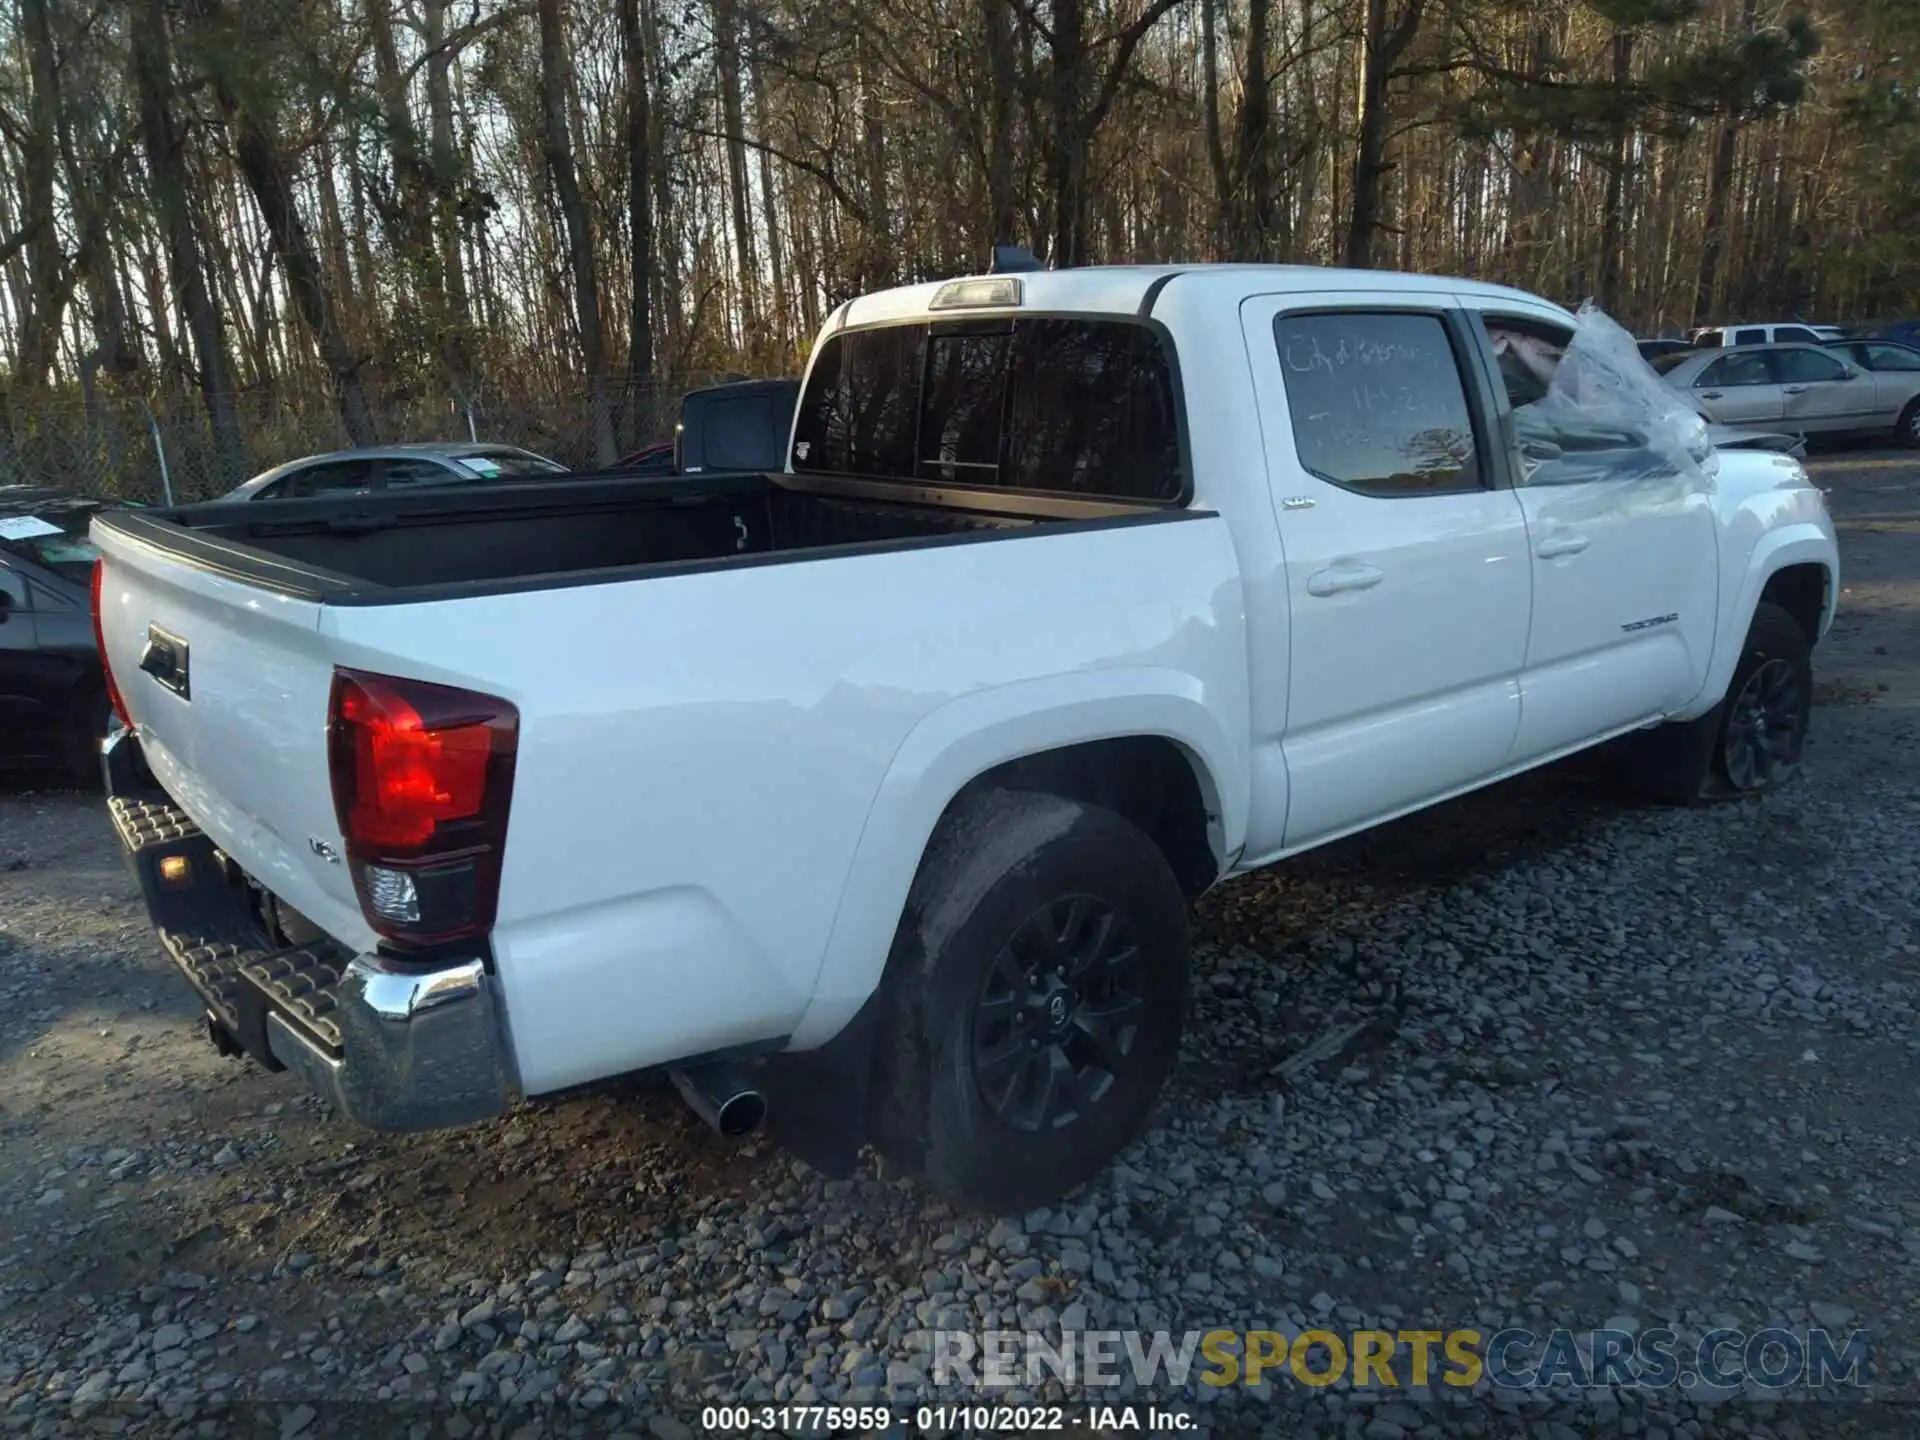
[93,529,373,950]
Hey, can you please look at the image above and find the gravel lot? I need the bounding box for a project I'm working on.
[3,448,1917,1439]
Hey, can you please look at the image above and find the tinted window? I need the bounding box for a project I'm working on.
[1272,312,1480,496]
[1866,344,1920,372]
[704,396,789,472]
[284,460,375,497]
[1773,348,1847,383]
[386,459,464,489]
[1775,326,1818,343]
[1698,353,1771,387]
[792,325,923,478]
[919,325,1012,480]
[1002,320,1180,499]
[1733,328,1768,345]
[791,318,1182,502]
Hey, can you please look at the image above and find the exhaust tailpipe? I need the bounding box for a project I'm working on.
[670,1063,767,1138]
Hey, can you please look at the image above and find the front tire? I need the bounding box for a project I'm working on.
[1711,601,1812,794]
[871,790,1190,1214]
[1614,600,1812,803]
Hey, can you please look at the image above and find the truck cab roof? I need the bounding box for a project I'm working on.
[831,263,1572,331]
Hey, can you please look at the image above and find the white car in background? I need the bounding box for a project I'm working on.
[1688,323,1846,348]
[223,443,568,501]
[1655,343,1920,446]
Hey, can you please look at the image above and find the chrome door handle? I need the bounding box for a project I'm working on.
[1699,391,1723,400]
[1306,563,1385,597]
[1535,532,1590,559]
[1783,385,1808,395]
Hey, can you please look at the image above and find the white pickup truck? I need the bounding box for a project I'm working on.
[90,265,1838,1214]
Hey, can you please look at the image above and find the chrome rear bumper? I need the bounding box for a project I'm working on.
[265,955,515,1131]
[105,728,518,1131]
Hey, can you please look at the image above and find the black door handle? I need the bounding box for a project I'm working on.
[140,626,191,698]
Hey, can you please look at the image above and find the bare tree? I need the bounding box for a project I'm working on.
[538,0,617,464]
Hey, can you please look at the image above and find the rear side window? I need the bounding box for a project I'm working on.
[284,460,376,497]
[1773,348,1847,383]
[1733,328,1768,345]
[1774,326,1818,344]
[385,459,462,489]
[1271,312,1481,496]
[791,317,1182,503]
[1867,344,1920,372]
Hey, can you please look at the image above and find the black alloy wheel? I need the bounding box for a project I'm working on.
[1721,656,1806,791]
[970,895,1145,1132]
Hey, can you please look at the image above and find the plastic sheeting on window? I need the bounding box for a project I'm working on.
[1494,302,1718,492]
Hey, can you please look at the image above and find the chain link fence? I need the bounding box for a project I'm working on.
[0,372,739,505]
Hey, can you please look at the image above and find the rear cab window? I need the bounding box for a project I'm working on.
[1270,311,1484,496]
[1734,328,1769,346]
[791,316,1183,504]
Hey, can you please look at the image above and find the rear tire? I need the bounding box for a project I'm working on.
[870,790,1190,1214]
[1613,601,1811,803]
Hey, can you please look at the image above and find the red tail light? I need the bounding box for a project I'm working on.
[90,561,133,730]
[327,669,518,948]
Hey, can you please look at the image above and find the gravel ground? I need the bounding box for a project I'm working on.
[2,447,1917,1439]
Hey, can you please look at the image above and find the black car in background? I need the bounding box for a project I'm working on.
[674,378,802,474]
[0,487,112,782]
[610,378,802,478]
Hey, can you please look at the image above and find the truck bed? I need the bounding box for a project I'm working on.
[95,471,1157,604]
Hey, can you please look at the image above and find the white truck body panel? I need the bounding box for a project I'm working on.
[94,533,378,952]
[91,261,1841,1116]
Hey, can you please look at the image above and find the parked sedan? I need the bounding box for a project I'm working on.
[224,442,568,501]
[0,487,111,782]
[1655,343,1920,446]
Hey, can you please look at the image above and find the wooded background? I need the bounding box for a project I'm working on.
[0,0,1915,498]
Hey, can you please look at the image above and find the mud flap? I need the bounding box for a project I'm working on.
[760,997,880,1179]
[1612,701,1722,803]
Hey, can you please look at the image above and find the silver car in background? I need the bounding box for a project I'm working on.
[1655,343,1920,447]
[223,442,568,501]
